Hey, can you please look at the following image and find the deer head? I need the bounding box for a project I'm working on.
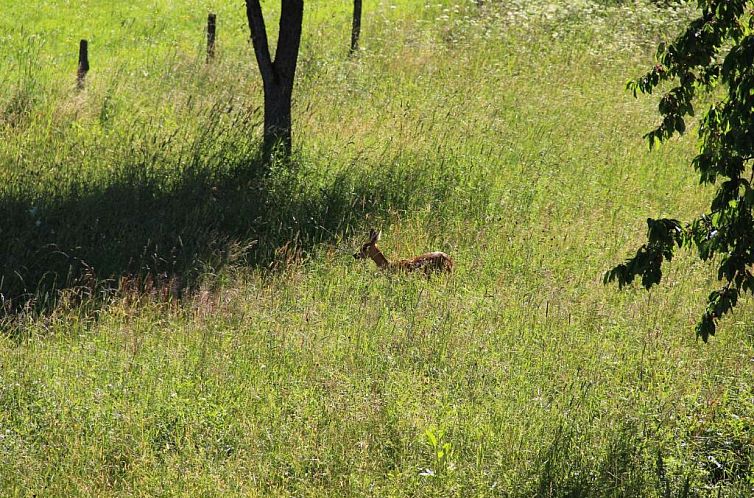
[353,229,382,261]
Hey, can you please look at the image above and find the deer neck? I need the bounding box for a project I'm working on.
[367,245,391,269]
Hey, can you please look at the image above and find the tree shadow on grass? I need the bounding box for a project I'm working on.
[0,148,462,322]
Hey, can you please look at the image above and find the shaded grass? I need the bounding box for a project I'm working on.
[1,126,486,318]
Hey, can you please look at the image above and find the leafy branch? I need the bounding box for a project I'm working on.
[606,0,754,341]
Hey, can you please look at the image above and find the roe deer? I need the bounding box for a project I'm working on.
[353,229,453,274]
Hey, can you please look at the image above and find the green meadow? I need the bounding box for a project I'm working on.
[1,0,753,495]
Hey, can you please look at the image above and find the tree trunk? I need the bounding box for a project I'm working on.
[263,82,293,155]
[245,0,303,159]
[350,0,362,55]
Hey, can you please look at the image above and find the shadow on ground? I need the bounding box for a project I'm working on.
[0,146,462,319]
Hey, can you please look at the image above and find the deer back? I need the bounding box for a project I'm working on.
[394,251,453,274]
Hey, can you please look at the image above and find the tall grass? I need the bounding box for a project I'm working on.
[1,0,753,496]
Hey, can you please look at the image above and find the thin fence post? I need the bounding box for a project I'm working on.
[350,0,362,56]
[207,13,216,62]
[77,39,89,90]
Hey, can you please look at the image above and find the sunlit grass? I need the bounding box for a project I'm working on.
[1,1,753,496]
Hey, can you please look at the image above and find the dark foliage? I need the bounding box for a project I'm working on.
[606,0,754,341]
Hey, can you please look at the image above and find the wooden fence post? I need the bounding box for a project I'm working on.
[207,13,216,62]
[350,0,362,56]
[77,39,89,90]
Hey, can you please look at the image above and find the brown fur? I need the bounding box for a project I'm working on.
[353,229,453,274]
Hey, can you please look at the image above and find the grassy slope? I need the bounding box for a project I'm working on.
[2,1,754,496]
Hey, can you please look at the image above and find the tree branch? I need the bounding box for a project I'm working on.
[245,0,276,85]
[274,0,304,85]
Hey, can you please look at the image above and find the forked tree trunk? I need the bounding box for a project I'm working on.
[245,0,303,158]
[350,0,362,55]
